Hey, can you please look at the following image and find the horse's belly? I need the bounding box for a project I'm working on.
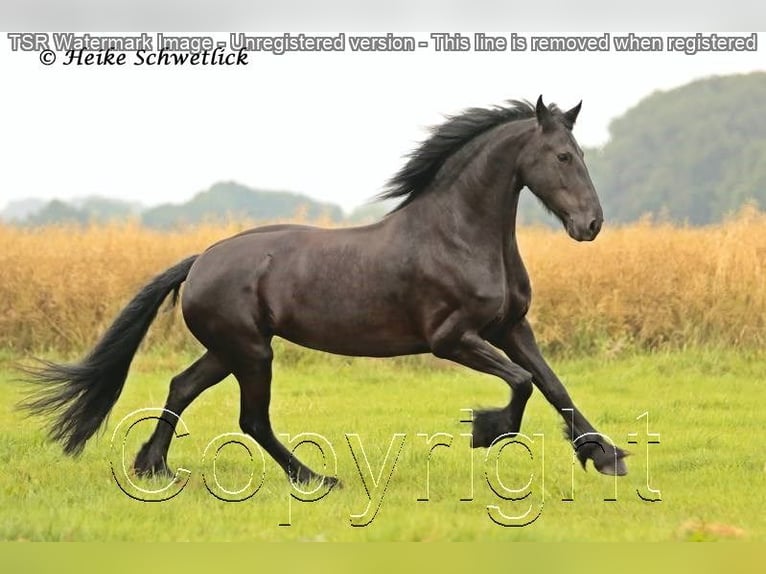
[281,333,429,358]
[261,245,429,356]
[277,321,429,358]
[271,297,427,356]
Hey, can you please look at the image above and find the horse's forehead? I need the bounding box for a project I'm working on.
[541,126,582,152]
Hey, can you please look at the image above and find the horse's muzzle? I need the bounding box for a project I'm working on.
[566,215,603,242]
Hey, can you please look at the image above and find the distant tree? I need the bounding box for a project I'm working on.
[346,200,396,224]
[73,197,141,221]
[25,200,88,226]
[21,197,140,227]
[588,72,766,224]
[141,182,344,228]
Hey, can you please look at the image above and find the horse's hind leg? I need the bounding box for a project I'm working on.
[134,352,229,476]
[230,336,338,488]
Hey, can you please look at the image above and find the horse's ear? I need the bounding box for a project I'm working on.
[535,95,554,130]
[563,101,582,127]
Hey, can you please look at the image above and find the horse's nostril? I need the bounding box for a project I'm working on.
[589,218,602,234]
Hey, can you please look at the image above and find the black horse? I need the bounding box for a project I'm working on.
[22,96,627,487]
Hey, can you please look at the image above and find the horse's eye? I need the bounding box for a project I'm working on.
[557,152,571,163]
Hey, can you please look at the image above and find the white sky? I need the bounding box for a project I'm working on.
[1,31,764,213]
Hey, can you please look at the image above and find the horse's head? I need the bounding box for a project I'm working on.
[518,96,603,242]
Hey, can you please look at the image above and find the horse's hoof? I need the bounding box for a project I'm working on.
[133,462,174,478]
[323,475,342,490]
[133,443,174,478]
[290,470,341,491]
[472,407,511,448]
[594,449,629,476]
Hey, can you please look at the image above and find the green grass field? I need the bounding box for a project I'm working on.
[1,346,763,541]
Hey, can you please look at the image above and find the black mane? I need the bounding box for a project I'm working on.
[380,100,544,210]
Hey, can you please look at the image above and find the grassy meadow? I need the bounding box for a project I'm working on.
[0,210,765,541]
[1,347,764,541]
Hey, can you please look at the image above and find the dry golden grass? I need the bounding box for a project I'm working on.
[521,204,766,354]
[1,206,764,355]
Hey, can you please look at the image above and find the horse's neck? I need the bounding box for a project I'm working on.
[401,123,529,255]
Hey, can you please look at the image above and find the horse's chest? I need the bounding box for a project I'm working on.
[501,248,531,320]
[504,276,531,318]
[477,276,530,337]
[496,255,532,325]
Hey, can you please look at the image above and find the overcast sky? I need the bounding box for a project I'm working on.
[1,31,764,213]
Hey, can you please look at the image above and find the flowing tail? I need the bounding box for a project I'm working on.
[19,255,199,455]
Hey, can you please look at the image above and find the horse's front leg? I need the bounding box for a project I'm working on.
[493,318,628,476]
[430,328,533,448]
